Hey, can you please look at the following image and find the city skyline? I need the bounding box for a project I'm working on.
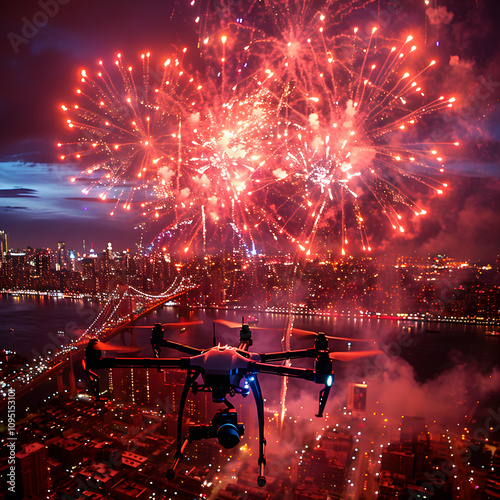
[0,1,499,260]
[1,226,500,265]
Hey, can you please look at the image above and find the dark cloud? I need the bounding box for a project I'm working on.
[349,352,500,427]
[387,176,500,261]
[0,188,38,198]
[0,205,29,210]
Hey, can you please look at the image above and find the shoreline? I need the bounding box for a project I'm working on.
[3,288,499,327]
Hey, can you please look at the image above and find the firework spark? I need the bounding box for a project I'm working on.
[59,2,457,258]
[249,27,456,256]
[59,51,201,213]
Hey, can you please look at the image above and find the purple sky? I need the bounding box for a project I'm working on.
[0,0,499,259]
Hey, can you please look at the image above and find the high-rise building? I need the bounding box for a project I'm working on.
[81,256,97,292]
[485,449,500,499]
[57,241,69,271]
[0,230,7,259]
[4,252,28,288]
[381,447,415,482]
[35,248,51,277]
[16,442,48,498]
[297,430,352,495]
[111,367,166,408]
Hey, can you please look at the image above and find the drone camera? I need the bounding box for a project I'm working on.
[217,411,245,449]
[188,409,244,449]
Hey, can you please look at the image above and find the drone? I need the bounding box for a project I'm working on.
[83,319,380,487]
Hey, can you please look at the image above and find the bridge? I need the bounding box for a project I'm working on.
[2,277,198,409]
[75,277,197,346]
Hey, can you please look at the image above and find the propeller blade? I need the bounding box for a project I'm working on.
[329,349,383,361]
[213,319,242,329]
[88,340,141,353]
[291,328,370,343]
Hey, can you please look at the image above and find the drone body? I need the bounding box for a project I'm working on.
[84,319,380,486]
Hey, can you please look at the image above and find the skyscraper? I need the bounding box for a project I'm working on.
[0,230,7,259]
[57,241,69,271]
[16,442,48,498]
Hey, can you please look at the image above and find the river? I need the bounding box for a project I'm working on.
[2,293,500,438]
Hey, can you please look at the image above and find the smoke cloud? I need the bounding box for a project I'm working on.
[426,6,454,26]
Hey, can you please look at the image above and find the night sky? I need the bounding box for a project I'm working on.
[0,0,499,260]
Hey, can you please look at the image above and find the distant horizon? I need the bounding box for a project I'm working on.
[1,233,497,264]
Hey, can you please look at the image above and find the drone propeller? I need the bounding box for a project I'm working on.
[329,349,382,361]
[85,340,141,353]
[215,320,372,345]
[291,327,373,343]
[129,321,203,329]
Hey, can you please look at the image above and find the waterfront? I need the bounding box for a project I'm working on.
[2,292,499,380]
[3,292,498,373]
[2,294,500,427]
[0,293,98,360]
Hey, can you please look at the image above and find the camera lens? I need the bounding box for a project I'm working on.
[217,422,241,449]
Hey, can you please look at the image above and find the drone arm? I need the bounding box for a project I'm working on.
[248,361,316,381]
[87,357,190,370]
[158,340,204,356]
[249,361,333,417]
[247,374,267,487]
[259,348,317,363]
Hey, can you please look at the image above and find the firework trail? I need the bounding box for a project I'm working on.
[144,34,288,255]
[59,1,457,258]
[250,28,456,256]
[59,51,202,214]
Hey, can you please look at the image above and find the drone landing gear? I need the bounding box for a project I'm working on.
[166,438,190,480]
[316,383,331,418]
[247,374,267,487]
[167,368,199,480]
